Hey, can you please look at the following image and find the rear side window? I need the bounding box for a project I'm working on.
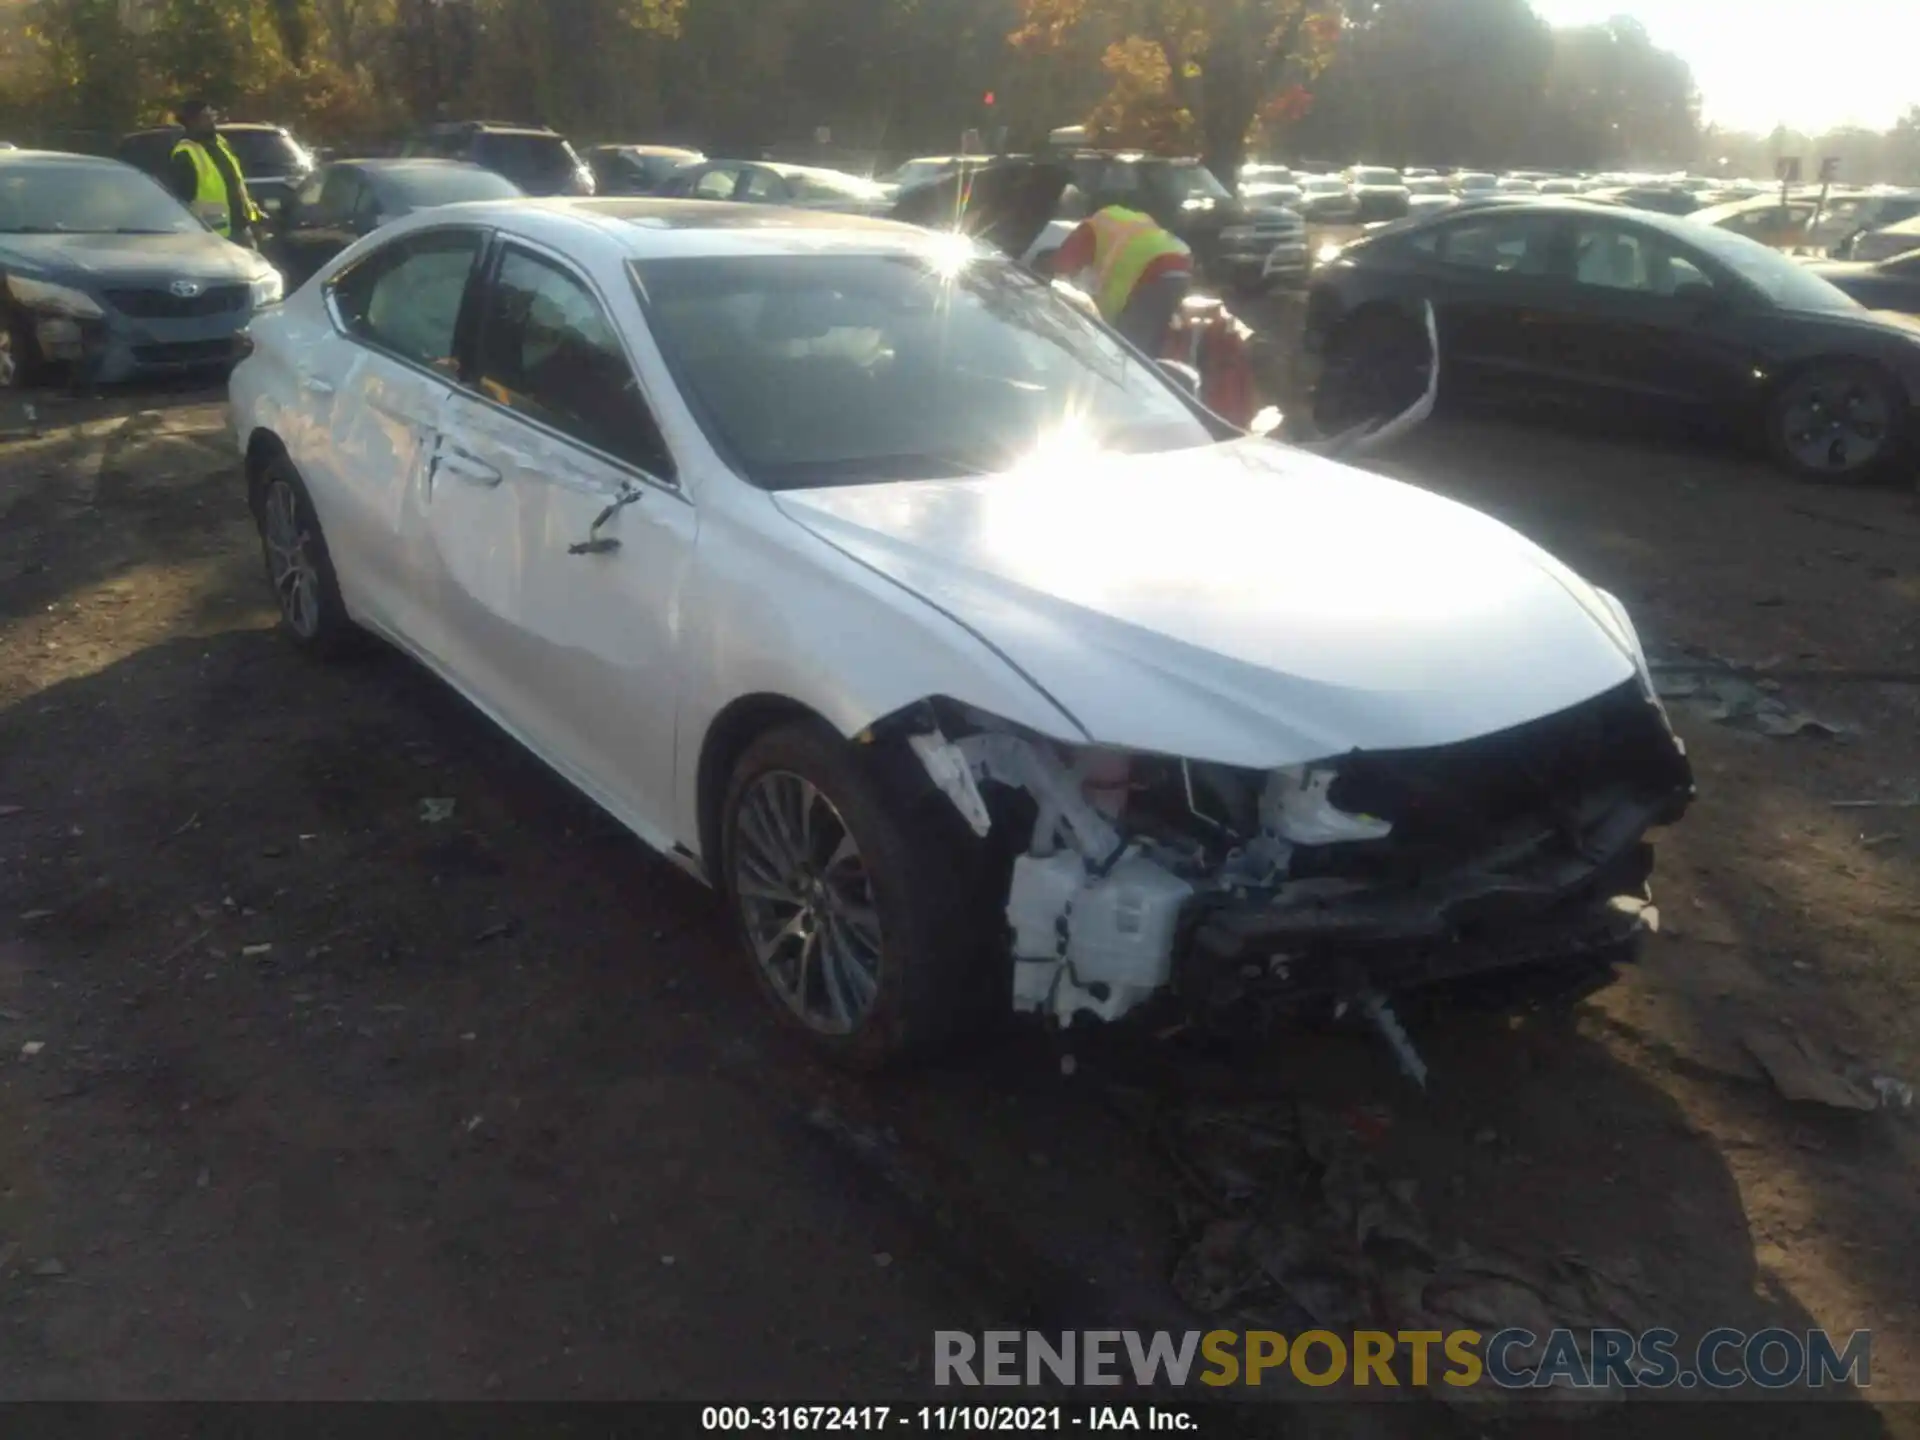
[330,229,483,374]
[474,246,673,477]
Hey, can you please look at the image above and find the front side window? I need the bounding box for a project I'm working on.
[633,250,1215,489]
[1570,223,1713,295]
[476,246,673,476]
[330,229,483,372]
[737,168,784,202]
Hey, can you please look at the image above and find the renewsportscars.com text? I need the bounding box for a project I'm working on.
[935,1328,1872,1392]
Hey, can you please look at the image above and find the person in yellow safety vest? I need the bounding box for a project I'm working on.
[1049,199,1194,355]
[166,100,264,248]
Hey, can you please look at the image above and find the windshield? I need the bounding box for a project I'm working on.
[1353,168,1400,185]
[1685,224,1862,311]
[1407,178,1451,195]
[1304,177,1346,193]
[0,159,199,234]
[632,251,1214,488]
[890,160,956,189]
[223,128,308,176]
[1158,162,1232,204]
[782,166,887,203]
[1457,174,1497,190]
[384,165,524,209]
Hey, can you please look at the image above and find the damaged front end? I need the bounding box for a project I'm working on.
[900,680,1693,1081]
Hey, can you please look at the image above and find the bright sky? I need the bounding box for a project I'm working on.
[1530,0,1915,135]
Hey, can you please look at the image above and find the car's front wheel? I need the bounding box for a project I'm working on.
[1766,361,1904,482]
[720,721,998,1068]
[1314,308,1433,435]
[249,453,357,655]
[0,306,46,391]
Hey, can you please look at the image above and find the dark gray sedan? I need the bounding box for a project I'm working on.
[267,158,524,287]
[1,150,282,388]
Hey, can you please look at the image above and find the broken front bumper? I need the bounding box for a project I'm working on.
[1182,827,1662,1010]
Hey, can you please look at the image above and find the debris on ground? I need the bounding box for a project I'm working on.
[419,798,458,824]
[0,804,24,818]
[1871,1076,1915,1110]
[1740,1029,1877,1112]
[1654,671,1849,738]
[1156,1096,1645,1404]
[32,1258,67,1278]
[19,1041,46,1058]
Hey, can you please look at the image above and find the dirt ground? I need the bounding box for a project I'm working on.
[2,363,1920,1435]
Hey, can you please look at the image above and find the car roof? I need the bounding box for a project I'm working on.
[1689,194,1814,223]
[1,148,140,170]
[426,122,560,137]
[1392,195,1690,230]
[123,122,285,137]
[396,197,944,259]
[342,157,493,172]
[596,144,702,157]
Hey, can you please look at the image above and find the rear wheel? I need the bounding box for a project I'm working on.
[1314,309,1431,435]
[720,722,999,1069]
[1766,361,1903,482]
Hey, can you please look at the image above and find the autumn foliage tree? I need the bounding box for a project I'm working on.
[1011,0,1342,184]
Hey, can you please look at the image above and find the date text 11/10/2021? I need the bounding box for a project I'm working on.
[701,1407,1195,1431]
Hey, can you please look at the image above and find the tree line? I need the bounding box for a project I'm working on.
[1,0,1915,186]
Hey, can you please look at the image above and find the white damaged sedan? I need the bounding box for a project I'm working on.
[229,198,1692,1072]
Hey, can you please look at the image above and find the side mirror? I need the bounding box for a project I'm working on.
[1157,358,1202,397]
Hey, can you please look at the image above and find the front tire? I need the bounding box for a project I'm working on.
[720,722,999,1069]
[249,453,358,656]
[0,305,46,391]
[1766,361,1904,482]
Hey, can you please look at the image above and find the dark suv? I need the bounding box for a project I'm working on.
[117,122,315,221]
[1055,150,1306,289]
[402,121,594,197]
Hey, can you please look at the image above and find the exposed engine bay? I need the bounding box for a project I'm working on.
[895,679,1693,1083]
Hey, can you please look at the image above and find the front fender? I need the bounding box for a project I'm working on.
[670,494,1087,859]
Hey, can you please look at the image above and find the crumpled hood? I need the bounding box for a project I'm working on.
[775,439,1642,768]
[0,230,257,282]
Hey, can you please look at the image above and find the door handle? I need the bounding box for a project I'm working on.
[297,371,336,396]
[434,445,503,487]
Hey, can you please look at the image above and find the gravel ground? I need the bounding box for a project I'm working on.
[2,371,1919,1434]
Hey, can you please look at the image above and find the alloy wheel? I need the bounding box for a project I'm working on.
[731,770,883,1036]
[1778,369,1891,477]
[261,478,322,637]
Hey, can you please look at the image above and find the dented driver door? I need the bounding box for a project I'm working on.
[414,241,695,850]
